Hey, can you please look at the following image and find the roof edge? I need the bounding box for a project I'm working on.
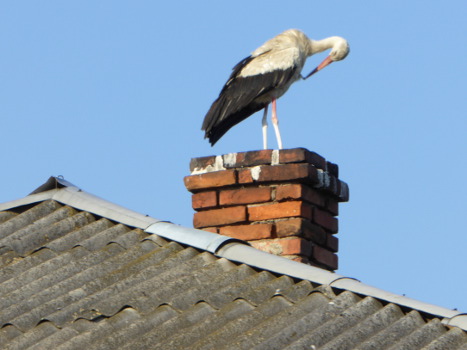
[216,242,345,285]
[0,176,160,229]
[0,176,464,331]
[0,189,60,212]
[52,187,160,229]
[29,176,77,195]
[329,278,466,329]
[216,244,466,330]
[446,314,467,329]
[146,221,247,254]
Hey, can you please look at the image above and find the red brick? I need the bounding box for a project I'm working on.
[219,223,273,241]
[279,148,327,170]
[312,245,338,270]
[275,218,302,237]
[326,197,339,216]
[238,168,253,183]
[250,237,311,256]
[184,170,236,192]
[275,218,326,245]
[325,234,339,252]
[193,206,246,228]
[313,207,338,233]
[201,227,219,234]
[239,164,318,185]
[280,237,312,255]
[219,187,271,206]
[192,191,217,209]
[276,184,325,207]
[224,150,273,168]
[189,155,218,172]
[278,148,308,163]
[248,201,313,221]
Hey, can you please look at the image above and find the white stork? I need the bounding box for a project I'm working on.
[202,29,350,149]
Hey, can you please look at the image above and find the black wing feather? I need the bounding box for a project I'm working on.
[202,55,297,146]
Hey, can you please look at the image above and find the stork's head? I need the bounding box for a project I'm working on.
[330,37,350,61]
[315,37,349,71]
[304,36,350,79]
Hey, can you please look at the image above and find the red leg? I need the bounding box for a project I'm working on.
[271,98,283,149]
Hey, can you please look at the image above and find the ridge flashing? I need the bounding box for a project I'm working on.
[146,221,246,254]
[0,177,159,230]
[0,176,464,331]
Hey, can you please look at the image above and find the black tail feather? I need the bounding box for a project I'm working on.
[203,101,266,146]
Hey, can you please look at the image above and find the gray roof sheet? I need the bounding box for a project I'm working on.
[0,177,466,349]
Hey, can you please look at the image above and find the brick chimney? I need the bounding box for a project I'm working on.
[184,148,349,271]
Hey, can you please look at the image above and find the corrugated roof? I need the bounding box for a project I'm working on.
[0,177,466,349]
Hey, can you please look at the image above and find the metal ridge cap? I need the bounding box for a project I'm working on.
[3,177,465,331]
[29,175,77,195]
[0,176,161,230]
[445,314,467,330]
[146,221,247,254]
[0,189,60,211]
[330,277,466,330]
[139,225,467,330]
[201,238,467,330]
[50,187,160,229]
[216,242,344,285]
[146,223,345,286]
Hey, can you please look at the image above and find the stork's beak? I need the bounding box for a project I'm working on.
[315,55,334,72]
[303,55,334,80]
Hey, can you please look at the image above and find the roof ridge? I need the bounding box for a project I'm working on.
[1,176,465,331]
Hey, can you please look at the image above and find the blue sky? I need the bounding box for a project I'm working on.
[1,1,466,312]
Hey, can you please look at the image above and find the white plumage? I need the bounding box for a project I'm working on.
[202,29,350,148]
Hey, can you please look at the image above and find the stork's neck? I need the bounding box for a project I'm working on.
[308,36,344,56]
